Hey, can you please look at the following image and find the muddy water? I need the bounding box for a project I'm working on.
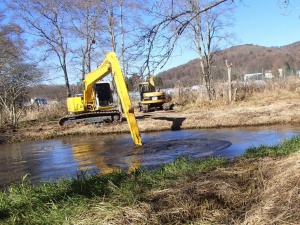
[1,124,300,188]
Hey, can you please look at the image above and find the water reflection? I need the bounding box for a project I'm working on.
[71,141,141,174]
[0,124,300,188]
[72,142,115,173]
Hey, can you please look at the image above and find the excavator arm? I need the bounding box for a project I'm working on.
[148,75,155,87]
[95,52,142,146]
[68,52,142,146]
[105,53,142,146]
[83,55,115,108]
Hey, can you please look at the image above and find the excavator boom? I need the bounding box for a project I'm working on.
[60,52,142,146]
[104,53,142,146]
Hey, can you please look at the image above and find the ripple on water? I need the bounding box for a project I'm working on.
[105,137,232,168]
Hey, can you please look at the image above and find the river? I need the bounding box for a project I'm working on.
[1,124,300,188]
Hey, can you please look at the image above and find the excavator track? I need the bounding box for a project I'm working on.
[59,110,122,126]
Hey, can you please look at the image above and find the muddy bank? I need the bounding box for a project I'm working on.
[1,95,300,144]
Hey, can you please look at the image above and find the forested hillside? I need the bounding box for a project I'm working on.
[157,42,300,88]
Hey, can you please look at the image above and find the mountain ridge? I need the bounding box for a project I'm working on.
[157,41,300,88]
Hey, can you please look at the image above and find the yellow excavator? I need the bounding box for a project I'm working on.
[138,75,174,112]
[59,52,142,146]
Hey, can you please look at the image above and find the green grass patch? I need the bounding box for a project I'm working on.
[243,135,300,158]
[0,171,129,224]
[0,156,228,224]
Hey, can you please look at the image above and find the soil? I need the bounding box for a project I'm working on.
[1,94,300,145]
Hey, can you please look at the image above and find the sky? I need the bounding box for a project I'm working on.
[3,1,298,82]
[157,0,300,73]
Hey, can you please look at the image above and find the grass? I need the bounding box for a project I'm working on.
[18,102,67,125]
[243,135,300,158]
[0,157,227,224]
[0,172,128,224]
[1,136,300,224]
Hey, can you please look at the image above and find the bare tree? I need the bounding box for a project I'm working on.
[0,17,42,125]
[4,0,236,100]
[142,0,233,74]
[0,61,42,125]
[0,13,24,68]
[67,0,104,88]
[0,15,21,126]
[226,59,232,102]
[100,0,147,73]
[6,0,74,97]
[118,0,148,76]
[99,0,147,100]
[184,0,235,100]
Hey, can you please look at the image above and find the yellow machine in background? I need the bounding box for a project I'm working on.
[59,52,142,146]
[138,75,174,112]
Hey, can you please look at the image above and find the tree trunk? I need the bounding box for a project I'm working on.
[0,106,2,127]
[226,60,232,102]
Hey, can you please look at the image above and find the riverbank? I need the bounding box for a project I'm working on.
[1,89,300,144]
[1,89,300,224]
[1,136,300,224]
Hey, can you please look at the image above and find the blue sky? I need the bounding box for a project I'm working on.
[157,0,300,73]
[234,0,300,47]
[4,1,297,81]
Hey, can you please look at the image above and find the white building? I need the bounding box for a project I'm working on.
[244,73,263,81]
[278,68,283,77]
[264,70,273,79]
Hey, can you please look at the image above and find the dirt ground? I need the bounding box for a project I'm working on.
[1,93,300,145]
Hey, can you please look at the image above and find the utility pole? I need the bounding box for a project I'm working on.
[226,60,233,102]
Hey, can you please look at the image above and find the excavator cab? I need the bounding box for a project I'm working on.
[95,82,113,107]
[139,82,156,101]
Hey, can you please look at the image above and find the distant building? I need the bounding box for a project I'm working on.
[244,69,285,81]
[264,70,273,78]
[278,68,283,77]
[264,68,283,78]
[244,73,263,81]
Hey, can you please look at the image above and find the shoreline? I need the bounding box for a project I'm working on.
[1,94,300,144]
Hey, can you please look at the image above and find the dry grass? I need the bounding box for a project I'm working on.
[73,202,153,225]
[173,76,300,108]
[65,152,300,225]
[242,153,300,224]
[19,101,67,123]
[1,77,300,144]
[2,88,300,144]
